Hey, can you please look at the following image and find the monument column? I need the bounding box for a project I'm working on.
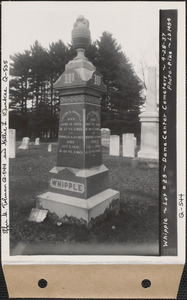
[37,16,119,224]
[138,67,159,159]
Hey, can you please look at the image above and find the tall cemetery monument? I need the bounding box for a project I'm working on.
[138,67,159,159]
[37,16,119,223]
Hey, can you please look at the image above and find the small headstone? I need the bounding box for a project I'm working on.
[9,129,16,158]
[29,208,48,223]
[47,130,50,138]
[101,128,111,147]
[18,137,30,150]
[109,135,120,156]
[48,144,52,152]
[35,138,40,145]
[122,133,135,157]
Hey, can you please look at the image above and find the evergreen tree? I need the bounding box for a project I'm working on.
[9,33,143,138]
[9,50,32,116]
[29,41,50,106]
[94,32,143,135]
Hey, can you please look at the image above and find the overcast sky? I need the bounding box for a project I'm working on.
[2,1,184,81]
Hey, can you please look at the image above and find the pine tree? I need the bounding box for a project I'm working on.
[94,32,143,135]
[9,33,143,138]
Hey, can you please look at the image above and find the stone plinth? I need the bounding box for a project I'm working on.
[122,133,135,157]
[9,129,16,158]
[110,135,120,156]
[37,16,119,224]
[38,189,119,224]
[138,67,159,160]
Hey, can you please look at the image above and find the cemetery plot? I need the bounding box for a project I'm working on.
[9,142,159,255]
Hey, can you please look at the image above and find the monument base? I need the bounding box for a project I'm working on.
[37,189,119,224]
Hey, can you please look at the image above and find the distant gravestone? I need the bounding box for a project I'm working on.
[47,130,50,138]
[109,135,120,156]
[35,138,40,145]
[101,128,111,147]
[9,129,16,158]
[18,137,30,150]
[122,133,135,157]
[48,144,52,152]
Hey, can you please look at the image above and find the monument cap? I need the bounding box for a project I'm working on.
[72,15,91,50]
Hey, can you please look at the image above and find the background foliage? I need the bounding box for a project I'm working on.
[9,33,144,140]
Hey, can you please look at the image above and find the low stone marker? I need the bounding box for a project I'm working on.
[18,137,30,150]
[35,138,40,145]
[9,129,16,158]
[101,128,111,147]
[122,133,135,157]
[48,144,52,152]
[29,208,48,223]
[109,135,120,156]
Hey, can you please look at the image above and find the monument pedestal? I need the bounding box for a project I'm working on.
[138,67,159,160]
[37,164,119,223]
[37,189,119,224]
[138,112,159,159]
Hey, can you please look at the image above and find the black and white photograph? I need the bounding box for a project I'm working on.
[1,1,185,263]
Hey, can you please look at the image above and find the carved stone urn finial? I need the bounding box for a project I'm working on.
[72,15,91,59]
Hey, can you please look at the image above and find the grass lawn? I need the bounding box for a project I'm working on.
[9,142,159,254]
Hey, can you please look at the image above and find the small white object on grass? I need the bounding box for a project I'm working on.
[28,208,48,223]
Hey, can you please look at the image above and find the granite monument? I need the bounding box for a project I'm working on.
[37,16,119,224]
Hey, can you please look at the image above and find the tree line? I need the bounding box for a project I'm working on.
[9,32,144,140]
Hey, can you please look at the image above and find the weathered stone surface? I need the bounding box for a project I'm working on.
[109,135,120,156]
[9,129,16,158]
[122,133,135,158]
